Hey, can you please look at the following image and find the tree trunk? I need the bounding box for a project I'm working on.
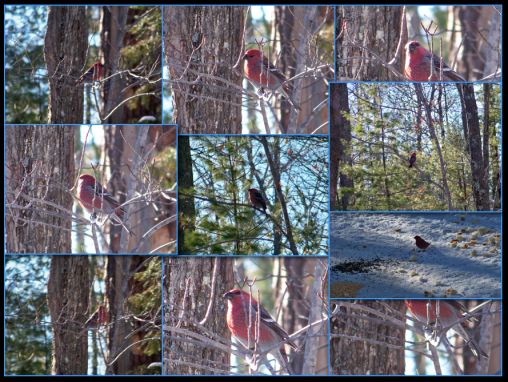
[44,6,87,124]
[164,257,234,374]
[330,84,353,210]
[336,6,402,81]
[330,300,406,375]
[178,136,196,254]
[101,6,129,123]
[47,256,90,374]
[457,84,490,210]
[105,256,133,374]
[165,6,244,133]
[6,126,74,253]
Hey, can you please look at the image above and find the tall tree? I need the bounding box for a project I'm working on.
[44,6,87,124]
[336,6,403,81]
[330,84,353,210]
[164,6,244,133]
[47,256,90,374]
[164,257,234,374]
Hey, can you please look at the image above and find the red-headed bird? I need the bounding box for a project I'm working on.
[405,300,487,358]
[243,49,300,110]
[414,235,431,250]
[224,289,298,374]
[76,61,104,85]
[77,174,133,235]
[248,188,267,212]
[404,41,466,82]
[409,152,417,168]
[84,305,108,329]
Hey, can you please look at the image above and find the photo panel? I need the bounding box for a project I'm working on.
[5,5,162,125]
[178,135,329,255]
[5,255,162,375]
[163,6,334,134]
[163,257,329,375]
[329,299,501,375]
[330,212,501,299]
[335,5,501,82]
[5,125,176,254]
[329,82,501,211]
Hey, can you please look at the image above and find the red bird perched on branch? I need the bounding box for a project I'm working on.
[76,61,104,85]
[404,41,466,82]
[409,152,417,168]
[77,174,134,235]
[248,188,267,212]
[223,289,298,374]
[414,235,431,250]
[405,300,487,358]
[243,49,300,110]
[84,305,108,329]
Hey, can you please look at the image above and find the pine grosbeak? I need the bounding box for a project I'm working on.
[76,61,104,85]
[414,235,431,250]
[248,188,267,212]
[408,152,416,168]
[223,289,298,375]
[404,41,466,82]
[77,174,133,235]
[84,305,108,329]
[243,49,300,110]
[405,300,487,358]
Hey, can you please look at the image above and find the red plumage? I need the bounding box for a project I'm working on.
[243,49,300,110]
[223,289,297,374]
[405,300,487,358]
[84,305,108,329]
[248,188,267,212]
[414,235,430,250]
[404,41,465,82]
[77,174,124,218]
[76,61,104,85]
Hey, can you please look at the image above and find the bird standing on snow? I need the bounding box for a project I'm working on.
[414,235,431,250]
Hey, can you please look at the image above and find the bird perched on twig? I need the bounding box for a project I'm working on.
[404,41,466,82]
[414,235,431,250]
[223,289,298,374]
[248,188,267,212]
[77,174,133,235]
[84,305,108,329]
[76,61,104,85]
[243,49,300,110]
[409,152,417,168]
[405,300,488,358]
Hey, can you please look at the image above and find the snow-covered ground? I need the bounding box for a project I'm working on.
[330,213,501,298]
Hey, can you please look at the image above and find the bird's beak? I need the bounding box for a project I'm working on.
[242,54,248,60]
[223,291,232,299]
[408,44,416,53]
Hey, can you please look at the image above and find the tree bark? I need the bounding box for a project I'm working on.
[336,6,402,81]
[164,257,234,374]
[6,126,74,253]
[165,6,244,133]
[47,256,90,374]
[44,6,87,124]
[178,136,196,254]
[457,84,490,210]
[330,300,405,375]
[101,6,129,123]
[330,84,353,210]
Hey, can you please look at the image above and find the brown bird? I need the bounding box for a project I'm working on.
[414,235,431,250]
[248,188,267,211]
[409,152,417,168]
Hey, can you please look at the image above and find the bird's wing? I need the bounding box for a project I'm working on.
[253,302,298,349]
[252,191,265,202]
[90,183,121,208]
[262,56,287,83]
[424,53,466,81]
